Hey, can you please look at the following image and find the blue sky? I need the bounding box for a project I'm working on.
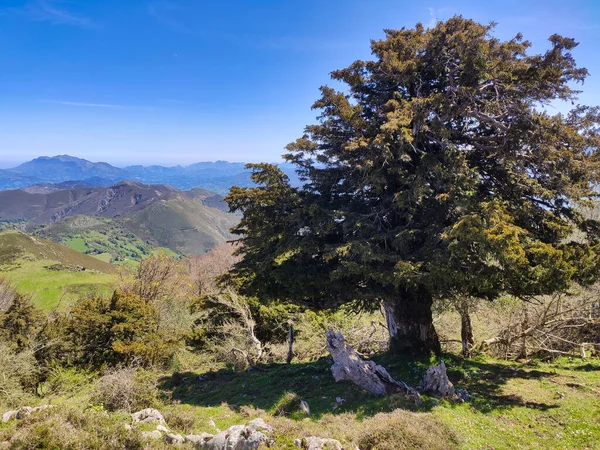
[1,0,599,168]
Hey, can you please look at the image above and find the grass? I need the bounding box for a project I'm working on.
[0,230,116,310]
[155,354,600,449]
[65,237,88,253]
[3,258,115,311]
[1,347,598,448]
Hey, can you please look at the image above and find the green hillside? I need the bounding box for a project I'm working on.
[33,216,160,264]
[0,231,115,310]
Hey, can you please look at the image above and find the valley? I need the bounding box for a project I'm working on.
[0,179,238,263]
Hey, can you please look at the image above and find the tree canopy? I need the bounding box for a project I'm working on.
[225,17,600,354]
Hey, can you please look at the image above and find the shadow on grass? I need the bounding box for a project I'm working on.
[158,352,559,419]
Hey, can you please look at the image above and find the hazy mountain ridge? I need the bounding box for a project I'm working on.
[0,155,299,194]
[0,181,238,257]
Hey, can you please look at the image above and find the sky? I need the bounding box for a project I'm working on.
[1,0,599,168]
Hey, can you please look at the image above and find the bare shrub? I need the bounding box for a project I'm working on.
[119,252,191,304]
[0,276,16,311]
[477,287,600,358]
[93,367,159,412]
[186,243,239,296]
[195,288,265,368]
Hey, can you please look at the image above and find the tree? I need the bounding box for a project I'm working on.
[225,17,600,354]
[67,292,179,367]
[1,294,44,352]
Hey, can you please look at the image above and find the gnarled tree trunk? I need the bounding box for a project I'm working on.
[459,299,474,357]
[383,286,441,355]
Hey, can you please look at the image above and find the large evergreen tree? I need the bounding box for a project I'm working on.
[225,17,600,354]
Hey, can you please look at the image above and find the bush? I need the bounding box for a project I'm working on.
[92,367,160,413]
[1,294,44,351]
[67,291,179,368]
[163,408,197,434]
[45,365,95,397]
[0,342,39,408]
[1,407,148,450]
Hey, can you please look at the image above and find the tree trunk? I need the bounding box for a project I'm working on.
[459,299,474,357]
[286,323,294,364]
[383,286,441,355]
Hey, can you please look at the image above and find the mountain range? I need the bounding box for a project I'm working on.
[0,155,300,194]
[0,180,238,258]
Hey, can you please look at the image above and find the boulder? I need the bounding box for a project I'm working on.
[2,405,55,422]
[15,406,34,420]
[164,433,184,445]
[185,433,214,445]
[142,430,163,440]
[199,420,271,450]
[418,361,454,397]
[131,408,166,425]
[156,424,171,433]
[294,436,343,450]
[2,410,17,423]
[246,418,272,433]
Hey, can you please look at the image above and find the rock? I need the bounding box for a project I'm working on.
[142,430,163,440]
[295,436,343,450]
[131,408,165,425]
[2,410,17,423]
[123,424,133,431]
[185,433,214,445]
[246,418,272,433]
[326,330,421,404]
[156,424,171,433]
[418,361,455,397]
[2,405,55,422]
[15,406,34,420]
[164,433,184,445]
[199,420,270,450]
[456,388,471,402]
[299,400,310,415]
[207,419,218,429]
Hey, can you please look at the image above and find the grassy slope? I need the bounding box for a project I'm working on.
[1,353,597,449]
[159,354,600,449]
[37,216,157,264]
[0,230,116,310]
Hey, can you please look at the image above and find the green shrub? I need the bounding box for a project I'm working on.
[2,407,148,450]
[163,408,198,434]
[0,294,44,351]
[66,291,179,368]
[45,365,95,396]
[0,342,38,408]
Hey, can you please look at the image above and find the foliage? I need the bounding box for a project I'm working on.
[0,294,44,351]
[0,342,38,408]
[0,407,151,450]
[66,291,180,368]
[226,17,600,353]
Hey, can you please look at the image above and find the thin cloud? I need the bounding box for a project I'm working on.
[427,7,451,29]
[3,0,97,29]
[147,1,201,36]
[44,100,126,108]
